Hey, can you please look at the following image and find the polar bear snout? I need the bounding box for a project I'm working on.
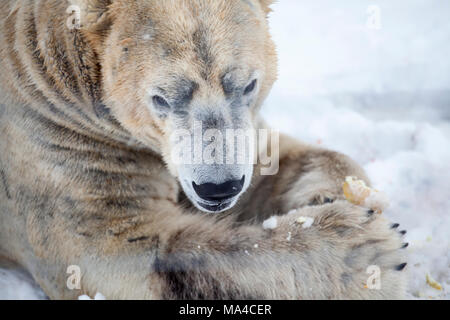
[177,162,253,213]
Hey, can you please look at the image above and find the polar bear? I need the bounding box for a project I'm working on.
[0,0,407,299]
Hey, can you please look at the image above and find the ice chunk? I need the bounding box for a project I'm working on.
[343,176,389,213]
[78,292,106,300]
[295,216,314,229]
[263,216,278,230]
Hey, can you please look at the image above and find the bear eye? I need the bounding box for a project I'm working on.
[152,95,170,108]
[244,79,257,95]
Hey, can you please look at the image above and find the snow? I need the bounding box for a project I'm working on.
[286,232,292,242]
[262,0,450,299]
[78,293,106,300]
[295,217,315,229]
[343,176,390,213]
[1,0,449,300]
[0,268,46,300]
[364,191,390,214]
[94,292,106,300]
[262,216,278,230]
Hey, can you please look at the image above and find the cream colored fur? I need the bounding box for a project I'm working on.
[0,0,407,299]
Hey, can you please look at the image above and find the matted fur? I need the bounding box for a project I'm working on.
[0,0,407,299]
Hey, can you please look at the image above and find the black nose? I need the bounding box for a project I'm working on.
[192,176,245,202]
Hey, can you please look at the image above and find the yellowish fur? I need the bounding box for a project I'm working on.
[0,0,407,299]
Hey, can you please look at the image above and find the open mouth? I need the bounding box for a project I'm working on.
[197,200,234,212]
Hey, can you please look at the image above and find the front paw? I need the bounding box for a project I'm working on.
[322,202,408,298]
[274,201,408,298]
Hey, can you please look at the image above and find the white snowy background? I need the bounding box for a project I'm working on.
[1,0,449,299]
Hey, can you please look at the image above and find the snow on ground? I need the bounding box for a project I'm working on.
[263,0,450,299]
[0,268,47,300]
[1,0,449,299]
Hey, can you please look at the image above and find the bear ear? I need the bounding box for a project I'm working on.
[258,0,276,14]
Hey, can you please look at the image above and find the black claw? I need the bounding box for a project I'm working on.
[399,230,407,236]
[401,243,409,249]
[367,209,375,216]
[395,263,407,271]
[391,223,400,229]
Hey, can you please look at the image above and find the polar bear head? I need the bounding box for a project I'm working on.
[75,0,277,212]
